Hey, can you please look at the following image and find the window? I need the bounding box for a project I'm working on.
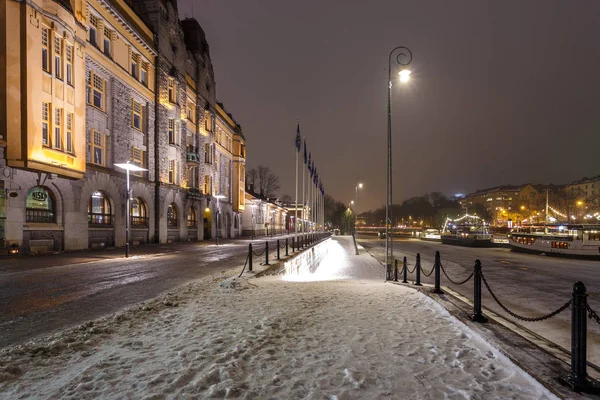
[187,207,196,227]
[130,198,147,226]
[131,53,138,79]
[54,108,62,150]
[88,191,112,225]
[54,36,62,79]
[66,113,73,153]
[87,71,105,110]
[168,118,175,144]
[189,166,199,188]
[204,143,212,163]
[88,130,105,166]
[205,112,212,132]
[141,63,148,86]
[132,99,143,130]
[66,44,73,85]
[89,14,98,47]
[187,100,195,123]
[204,175,211,195]
[167,203,178,227]
[132,147,145,176]
[103,27,111,58]
[168,159,175,184]
[168,78,176,103]
[26,187,55,223]
[42,102,50,146]
[42,26,50,72]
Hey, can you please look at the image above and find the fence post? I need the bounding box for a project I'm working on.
[394,259,398,282]
[402,257,408,283]
[285,238,289,256]
[265,241,269,265]
[433,251,443,294]
[472,259,487,322]
[249,243,253,272]
[277,239,281,260]
[414,253,422,286]
[558,281,600,393]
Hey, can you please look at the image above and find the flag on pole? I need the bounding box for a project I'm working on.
[303,139,307,164]
[295,123,301,152]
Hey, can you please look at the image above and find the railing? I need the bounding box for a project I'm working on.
[238,232,332,277]
[387,251,600,394]
[26,209,55,223]
[131,216,148,226]
[88,213,112,225]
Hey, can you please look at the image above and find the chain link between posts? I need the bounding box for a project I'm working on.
[440,263,474,285]
[587,304,600,326]
[481,271,571,322]
[238,253,250,278]
[252,247,266,257]
[405,263,417,274]
[421,263,435,277]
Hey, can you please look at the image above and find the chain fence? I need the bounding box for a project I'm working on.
[440,263,474,285]
[252,247,266,257]
[421,263,435,277]
[480,271,572,322]
[586,303,600,326]
[238,253,250,278]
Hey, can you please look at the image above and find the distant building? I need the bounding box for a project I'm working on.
[241,188,287,237]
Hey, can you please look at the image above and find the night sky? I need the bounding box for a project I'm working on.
[179,1,600,212]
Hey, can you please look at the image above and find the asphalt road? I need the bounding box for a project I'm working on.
[357,235,600,366]
[0,241,251,349]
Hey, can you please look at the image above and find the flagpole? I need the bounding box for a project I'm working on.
[302,139,306,236]
[294,147,298,243]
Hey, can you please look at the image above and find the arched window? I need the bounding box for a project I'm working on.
[187,207,197,228]
[131,198,147,226]
[26,187,55,223]
[167,203,178,227]
[88,191,112,225]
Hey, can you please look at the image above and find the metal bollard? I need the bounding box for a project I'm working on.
[402,257,408,283]
[265,241,269,265]
[433,251,443,294]
[414,253,422,286]
[558,281,600,392]
[248,243,253,272]
[472,260,487,322]
[394,259,398,282]
[277,239,281,260]
[285,238,289,256]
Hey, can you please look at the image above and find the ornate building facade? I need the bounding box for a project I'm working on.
[0,0,245,253]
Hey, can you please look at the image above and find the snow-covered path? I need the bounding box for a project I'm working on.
[0,240,558,399]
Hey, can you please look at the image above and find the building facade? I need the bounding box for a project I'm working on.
[0,0,245,253]
[241,189,287,237]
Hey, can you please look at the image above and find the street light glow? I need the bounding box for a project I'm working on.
[358,183,363,189]
[399,69,411,82]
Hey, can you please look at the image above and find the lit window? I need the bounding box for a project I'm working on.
[168,118,175,144]
[141,62,148,86]
[42,102,50,146]
[204,175,211,195]
[54,108,62,150]
[87,71,105,110]
[167,203,178,227]
[88,130,105,166]
[42,26,50,72]
[131,198,147,226]
[88,191,112,225]
[54,36,62,79]
[26,187,55,223]
[187,100,195,123]
[168,159,175,184]
[103,27,111,58]
[187,207,197,227]
[132,99,143,130]
[89,14,98,47]
[66,44,73,85]
[66,113,73,153]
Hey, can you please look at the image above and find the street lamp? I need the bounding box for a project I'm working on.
[354,182,363,234]
[214,194,226,245]
[386,46,412,277]
[114,162,148,258]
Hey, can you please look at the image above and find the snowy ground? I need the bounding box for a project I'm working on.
[0,239,558,399]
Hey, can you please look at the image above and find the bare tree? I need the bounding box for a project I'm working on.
[246,165,280,198]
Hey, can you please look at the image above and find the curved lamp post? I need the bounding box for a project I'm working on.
[115,162,148,258]
[386,46,412,276]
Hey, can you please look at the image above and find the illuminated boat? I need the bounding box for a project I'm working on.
[440,215,493,247]
[508,225,600,257]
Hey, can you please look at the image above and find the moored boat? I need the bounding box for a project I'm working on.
[440,214,494,247]
[509,225,600,258]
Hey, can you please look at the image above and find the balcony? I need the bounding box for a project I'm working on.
[131,216,148,227]
[88,213,112,226]
[187,151,200,164]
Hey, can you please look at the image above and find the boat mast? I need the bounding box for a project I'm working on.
[544,189,549,234]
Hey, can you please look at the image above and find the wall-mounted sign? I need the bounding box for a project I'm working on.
[32,191,48,201]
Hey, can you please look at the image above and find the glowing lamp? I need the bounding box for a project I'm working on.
[399,69,411,82]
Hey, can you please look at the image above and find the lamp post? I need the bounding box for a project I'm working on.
[114,162,148,258]
[354,182,363,234]
[215,194,226,245]
[385,46,412,275]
